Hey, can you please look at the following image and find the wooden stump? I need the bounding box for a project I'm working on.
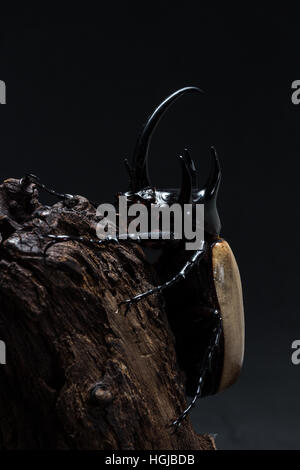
[0,177,215,450]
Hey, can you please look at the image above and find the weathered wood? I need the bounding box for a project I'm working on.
[0,177,215,450]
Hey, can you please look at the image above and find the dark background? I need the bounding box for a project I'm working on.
[0,5,299,449]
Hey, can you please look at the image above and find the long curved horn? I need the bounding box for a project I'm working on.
[130,86,203,191]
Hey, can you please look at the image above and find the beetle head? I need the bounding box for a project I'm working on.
[119,87,221,236]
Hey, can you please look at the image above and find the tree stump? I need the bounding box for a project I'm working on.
[0,177,215,450]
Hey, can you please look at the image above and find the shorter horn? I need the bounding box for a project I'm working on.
[193,146,221,235]
[183,148,197,188]
[204,146,221,201]
[178,154,192,205]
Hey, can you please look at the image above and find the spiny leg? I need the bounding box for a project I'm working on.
[20,174,75,201]
[118,246,207,315]
[171,310,222,429]
[43,231,173,257]
[20,173,102,207]
[43,230,182,257]
[43,234,122,257]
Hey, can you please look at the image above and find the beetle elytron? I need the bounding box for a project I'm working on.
[25,86,245,428]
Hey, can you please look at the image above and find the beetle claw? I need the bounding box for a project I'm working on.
[117,298,136,316]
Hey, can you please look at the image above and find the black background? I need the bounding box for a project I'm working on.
[0,5,299,449]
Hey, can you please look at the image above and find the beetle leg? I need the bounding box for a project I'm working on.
[171,310,222,429]
[20,174,75,201]
[43,234,123,257]
[118,247,206,315]
[42,231,164,257]
[21,174,103,207]
[43,230,183,257]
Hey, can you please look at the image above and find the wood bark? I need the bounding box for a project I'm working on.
[0,177,215,450]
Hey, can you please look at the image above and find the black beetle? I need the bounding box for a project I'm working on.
[26,86,245,428]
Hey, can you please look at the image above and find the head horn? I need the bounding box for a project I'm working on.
[130,86,203,191]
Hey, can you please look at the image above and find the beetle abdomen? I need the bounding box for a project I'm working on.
[212,239,245,391]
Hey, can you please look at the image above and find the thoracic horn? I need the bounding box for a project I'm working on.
[183,148,197,188]
[194,146,222,235]
[204,146,221,201]
[130,86,203,192]
[177,153,193,205]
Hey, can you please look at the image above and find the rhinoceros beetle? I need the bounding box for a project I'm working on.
[23,87,245,428]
